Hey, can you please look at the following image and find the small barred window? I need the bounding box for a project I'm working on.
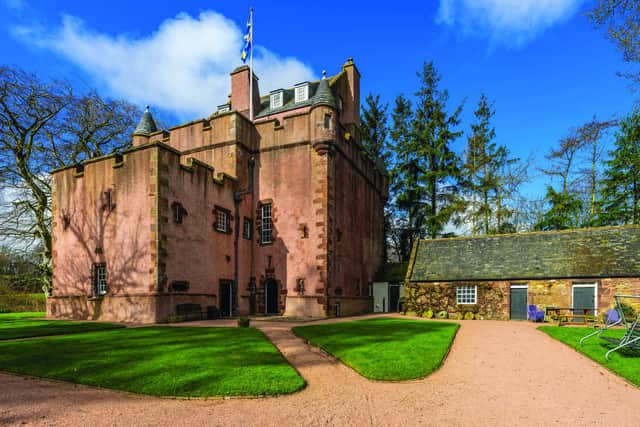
[456,285,477,305]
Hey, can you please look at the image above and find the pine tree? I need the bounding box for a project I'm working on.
[389,94,418,261]
[412,61,465,239]
[599,110,640,224]
[360,93,390,171]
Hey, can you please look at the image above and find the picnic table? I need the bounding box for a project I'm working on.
[545,307,594,326]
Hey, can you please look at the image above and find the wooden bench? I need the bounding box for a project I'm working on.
[546,307,594,326]
[175,303,204,321]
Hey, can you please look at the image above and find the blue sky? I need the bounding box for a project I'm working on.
[0,0,636,199]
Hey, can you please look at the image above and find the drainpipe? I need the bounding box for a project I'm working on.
[233,157,255,316]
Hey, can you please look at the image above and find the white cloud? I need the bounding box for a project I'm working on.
[13,11,316,119]
[436,0,587,46]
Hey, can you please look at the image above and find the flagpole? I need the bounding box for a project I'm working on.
[249,7,254,121]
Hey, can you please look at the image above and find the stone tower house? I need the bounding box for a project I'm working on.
[48,59,388,323]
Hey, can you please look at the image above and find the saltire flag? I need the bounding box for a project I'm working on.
[241,11,252,63]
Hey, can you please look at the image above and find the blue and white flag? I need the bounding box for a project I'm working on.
[241,11,252,63]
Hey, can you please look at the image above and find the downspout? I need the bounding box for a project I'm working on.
[233,157,255,315]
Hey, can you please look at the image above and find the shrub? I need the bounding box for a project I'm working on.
[474,313,483,320]
[237,317,251,327]
[422,309,434,319]
[455,312,464,320]
[0,288,46,313]
[464,311,475,320]
[436,310,448,319]
[405,311,418,317]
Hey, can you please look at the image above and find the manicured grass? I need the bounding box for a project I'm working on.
[293,318,459,380]
[0,316,125,340]
[0,311,45,320]
[0,327,305,397]
[539,326,640,386]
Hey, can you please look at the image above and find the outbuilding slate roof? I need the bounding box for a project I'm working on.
[407,226,640,282]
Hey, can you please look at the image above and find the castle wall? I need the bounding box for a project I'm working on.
[157,146,254,319]
[253,113,326,316]
[48,147,156,321]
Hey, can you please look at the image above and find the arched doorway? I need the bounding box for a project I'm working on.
[265,279,279,314]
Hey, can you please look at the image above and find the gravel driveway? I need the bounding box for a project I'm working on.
[1,315,640,426]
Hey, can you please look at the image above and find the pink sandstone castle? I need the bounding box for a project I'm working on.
[48,59,388,323]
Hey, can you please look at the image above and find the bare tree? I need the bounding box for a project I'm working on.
[0,66,139,292]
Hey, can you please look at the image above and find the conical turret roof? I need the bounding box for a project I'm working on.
[312,72,336,108]
[133,105,158,136]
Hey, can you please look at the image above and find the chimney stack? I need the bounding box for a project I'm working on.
[230,66,261,120]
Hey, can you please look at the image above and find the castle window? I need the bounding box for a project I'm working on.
[294,83,309,103]
[456,285,477,305]
[214,207,231,234]
[101,190,114,211]
[172,202,187,224]
[260,203,272,244]
[324,113,331,129]
[296,278,305,295]
[243,217,252,240]
[92,263,107,296]
[301,224,309,239]
[270,90,283,109]
[338,96,343,114]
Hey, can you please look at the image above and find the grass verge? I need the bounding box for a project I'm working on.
[0,317,124,340]
[0,326,305,397]
[539,326,640,387]
[293,318,459,380]
[0,312,45,321]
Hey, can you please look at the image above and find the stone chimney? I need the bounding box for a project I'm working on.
[341,57,361,127]
[230,66,261,120]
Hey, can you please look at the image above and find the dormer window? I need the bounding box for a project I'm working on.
[294,83,309,103]
[217,104,230,113]
[270,90,283,109]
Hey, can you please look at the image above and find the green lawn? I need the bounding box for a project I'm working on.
[0,311,45,321]
[0,326,305,397]
[539,326,640,386]
[293,318,459,380]
[0,317,125,340]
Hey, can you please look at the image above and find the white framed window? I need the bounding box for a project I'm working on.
[270,91,283,109]
[456,285,477,304]
[93,263,107,296]
[215,209,230,233]
[261,203,272,244]
[294,83,309,103]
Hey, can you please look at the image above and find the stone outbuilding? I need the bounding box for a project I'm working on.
[48,59,387,323]
[404,226,640,320]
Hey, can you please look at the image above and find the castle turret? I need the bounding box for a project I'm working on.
[132,105,158,146]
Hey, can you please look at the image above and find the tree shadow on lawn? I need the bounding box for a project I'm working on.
[0,326,305,397]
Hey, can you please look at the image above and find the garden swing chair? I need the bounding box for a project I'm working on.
[579,294,640,361]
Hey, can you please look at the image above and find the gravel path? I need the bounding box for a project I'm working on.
[1,316,640,426]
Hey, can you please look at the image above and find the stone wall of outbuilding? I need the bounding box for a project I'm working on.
[405,278,640,320]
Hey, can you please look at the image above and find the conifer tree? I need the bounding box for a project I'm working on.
[389,94,418,261]
[599,110,640,224]
[413,62,465,239]
[391,61,465,242]
[361,94,390,170]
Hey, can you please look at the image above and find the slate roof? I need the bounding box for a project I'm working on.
[134,106,158,136]
[407,226,640,282]
[255,73,338,118]
[374,263,409,282]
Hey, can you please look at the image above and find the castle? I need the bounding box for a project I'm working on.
[47,59,388,323]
